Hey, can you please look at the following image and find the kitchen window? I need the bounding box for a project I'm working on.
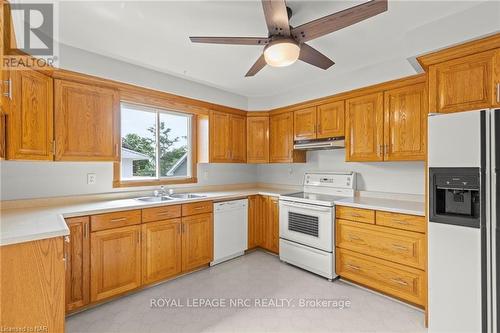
[116,102,196,186]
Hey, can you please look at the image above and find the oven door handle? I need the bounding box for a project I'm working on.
[280,201,332,213]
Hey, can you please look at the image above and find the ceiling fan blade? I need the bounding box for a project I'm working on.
[190,36,269,45]
[245,54,267,77]
[261,0,290,36]
[292,0,388,42]
[299,43,335,70]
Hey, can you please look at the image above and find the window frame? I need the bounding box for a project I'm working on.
[113,101,198,188]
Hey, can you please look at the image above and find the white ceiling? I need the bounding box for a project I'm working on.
[56,0,497,100]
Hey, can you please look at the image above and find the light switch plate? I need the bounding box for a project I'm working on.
[87,173,97,185]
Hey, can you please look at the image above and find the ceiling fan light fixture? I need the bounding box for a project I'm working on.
[263,39,300,67]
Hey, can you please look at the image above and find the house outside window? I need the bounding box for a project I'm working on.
[119,102,193,184]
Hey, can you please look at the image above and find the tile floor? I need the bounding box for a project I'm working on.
[66,251,426,333]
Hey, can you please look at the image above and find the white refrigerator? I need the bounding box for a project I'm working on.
[428,109,498,333]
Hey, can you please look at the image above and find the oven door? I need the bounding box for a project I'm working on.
[279,200,333,252]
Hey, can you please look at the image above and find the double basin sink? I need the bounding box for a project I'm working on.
[135,193,206,203]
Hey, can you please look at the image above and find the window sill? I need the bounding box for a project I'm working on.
[113,177,197,188]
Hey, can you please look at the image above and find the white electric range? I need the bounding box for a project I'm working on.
[279,172,356,280]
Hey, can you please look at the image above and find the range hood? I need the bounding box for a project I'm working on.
[293,137,345,150]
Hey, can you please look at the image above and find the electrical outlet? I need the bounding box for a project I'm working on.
[87,173,97,185]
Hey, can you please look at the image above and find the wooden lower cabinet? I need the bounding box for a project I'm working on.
[337,248,426,307]
[335,206,427,308]
[65,217,90,312]
[248,195,261,249]
[90,225,142,302]
[262,196,279,254]
[142,219,182,285]
[0,237,65,332]
[181,213,213,271]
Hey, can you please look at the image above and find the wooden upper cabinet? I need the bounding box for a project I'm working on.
[181,213,213,271]
[428,50,497,113]
[65,217,90,312]
[317,101,345,139]
[230,114,247,162]
[142,219,182,285]
[247,116,269,163]
[7,70,53,160]
[294,107,317,140]
[90,225,141,302]
[270,112,305,163]
[494,49,500,107]
[54,79,119,161]
[345,92,384,162]
[209,110,230,162]
[384,83,427,161]
[209,111,246,163]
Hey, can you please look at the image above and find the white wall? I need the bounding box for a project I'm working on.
[257,150,425,195]
[58,44,248,110]
[0,162,257,200]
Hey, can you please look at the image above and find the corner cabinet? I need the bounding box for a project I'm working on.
[270,112,306,163]
[428,49,500,113]
[7,70,53,160]
[345,92,384,162]
[247,116,269,163]
[208,110,246,163]
[54,79,120,161]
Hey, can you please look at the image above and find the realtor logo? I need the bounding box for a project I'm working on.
[7,3,54,55]
[3,2,58,69]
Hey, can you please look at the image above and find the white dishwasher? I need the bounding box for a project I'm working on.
[211,199,248,266]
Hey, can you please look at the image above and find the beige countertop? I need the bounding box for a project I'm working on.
[0,187,290,246]
[0,187,425,247]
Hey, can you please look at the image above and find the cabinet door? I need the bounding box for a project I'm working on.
[181,213,213,271]
[294,107,317,140]
[90,225,141,302]
[261,196,279,253]
[270,112,294,162]
[317,101,345,139]
[54,80,119,161]
[65,217,90,312]
[248,195,264,249]
[142,219,182,285]
[247,116,269,163]
[230,114,247,162]
[7,70,53,160]
[494,49,500,107]
[384,83,427,161]
[345,92,384,162]
[209,111,230,162]
[428,50,495,113]
[268,196,279,254]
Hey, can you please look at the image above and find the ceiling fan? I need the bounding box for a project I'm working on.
[190,0,388,77]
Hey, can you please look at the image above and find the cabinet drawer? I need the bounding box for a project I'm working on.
[336,219,426,269]
[182,201,213,216]
[91,210,141,232]
[142,205,181,223]
[336,248,426,306]
[376,211,426,233]
[336,206,375,224]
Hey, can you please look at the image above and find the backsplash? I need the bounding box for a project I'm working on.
[256,150,425,195]
[0,161,257,201]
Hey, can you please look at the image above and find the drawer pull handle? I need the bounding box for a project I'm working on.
[391,244,409,251]
[390,278,408,286]
[346,264,360,271]
[157,211,173,216]
[351,213,362,218]
[110,217,127,223]
[348,235,363,241]
[394,220,410,225]
[194,206,206,210]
